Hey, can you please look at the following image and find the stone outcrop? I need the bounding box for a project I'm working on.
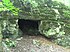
[0,0,70,51]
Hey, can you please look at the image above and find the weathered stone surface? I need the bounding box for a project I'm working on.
[39,20,50,34]
[1,19,20,39]
[0,0,70,50]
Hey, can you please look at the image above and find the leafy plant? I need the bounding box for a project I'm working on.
[4,38,16,48]
[0,0,19,15]
[0,2,8,11]
[54,35,70,48]
[24,0,38,8]
[32,39,41,47]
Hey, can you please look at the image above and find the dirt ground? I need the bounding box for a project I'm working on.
[10,34,70,52]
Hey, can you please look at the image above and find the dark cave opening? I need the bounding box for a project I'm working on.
[18,19,40,35]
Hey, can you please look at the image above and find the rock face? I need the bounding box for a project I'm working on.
[1,19,18,38]
[0,19,19,51]
[0,0,70,38]
[0,0,70,51]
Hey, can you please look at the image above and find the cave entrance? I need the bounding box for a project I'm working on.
[18,19,40,35]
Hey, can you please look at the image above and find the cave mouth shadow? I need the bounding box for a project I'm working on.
[18,19,40,35]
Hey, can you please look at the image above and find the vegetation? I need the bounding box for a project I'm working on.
[0,0,19,15]
[0,0,70,48]
[4,38,16,48]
